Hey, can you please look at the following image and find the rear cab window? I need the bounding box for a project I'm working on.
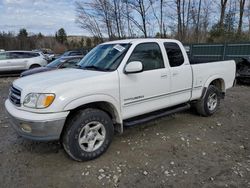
[164,42,184,67]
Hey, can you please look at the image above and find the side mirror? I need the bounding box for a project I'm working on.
[124,61,143,74]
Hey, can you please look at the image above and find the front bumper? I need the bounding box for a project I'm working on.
[5,99,69,141]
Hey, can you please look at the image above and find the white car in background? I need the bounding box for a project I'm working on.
[0,51,47,74]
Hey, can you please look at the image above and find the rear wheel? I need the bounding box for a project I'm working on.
[195,85,220,116]
[62,108,114,161]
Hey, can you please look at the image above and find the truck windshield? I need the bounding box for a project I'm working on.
[78,43,131,71]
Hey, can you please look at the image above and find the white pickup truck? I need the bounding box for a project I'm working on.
[5,39,236,161]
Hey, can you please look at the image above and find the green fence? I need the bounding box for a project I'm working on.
[185,42,250,62]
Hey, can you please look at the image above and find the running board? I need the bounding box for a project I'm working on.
[123,104,190,127]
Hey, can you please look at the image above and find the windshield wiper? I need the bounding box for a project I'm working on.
[83,65,107,71]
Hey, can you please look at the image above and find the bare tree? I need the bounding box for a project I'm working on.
[186,0,191,27]
[75,2,103,40]
[182,0,185,39]
[248,1,250,35]
[200,1,211,41]
[73,0,248,42]
[160,0,164,37]
[149,0,165,37]
[175,0,192,41]
[112,0,126,38]
[176,0,182,39]
[95,0,114,39]
[219,0,228,29]
[123,0,133,37]
[237,0,246,34]
[185,0,191,41]
[76,0,127,40]
[127,0,151,37]
[195,0,202,42]
[225,0,237,33]
[113,0,121,38]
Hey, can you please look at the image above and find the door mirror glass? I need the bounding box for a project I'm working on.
[124,61,143,74]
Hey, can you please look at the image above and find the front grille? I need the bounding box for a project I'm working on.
[9,85,21,107]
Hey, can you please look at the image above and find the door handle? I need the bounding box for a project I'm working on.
[161,73,168,78]
[172,72,178,76]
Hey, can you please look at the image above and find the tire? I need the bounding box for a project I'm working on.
[29,64,40,69]
[62,108,114,161]
[195,85,220,117]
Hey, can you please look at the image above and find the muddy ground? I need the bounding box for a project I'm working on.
[0,77,250,188]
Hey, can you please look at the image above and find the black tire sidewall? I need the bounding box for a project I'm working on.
[63,109,114,161]
[203,86,220,115]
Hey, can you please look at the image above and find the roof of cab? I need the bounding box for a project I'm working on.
[102,38,180,45]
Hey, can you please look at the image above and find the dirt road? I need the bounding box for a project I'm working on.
[0,77,250,188]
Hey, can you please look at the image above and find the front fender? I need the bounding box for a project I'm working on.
[63,94,122,124]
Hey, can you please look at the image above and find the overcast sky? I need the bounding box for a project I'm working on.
[0,0,84,36]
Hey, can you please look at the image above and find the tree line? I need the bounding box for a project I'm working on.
[75,0,250,43]
[0,28,94,53]
[1,0,249,52]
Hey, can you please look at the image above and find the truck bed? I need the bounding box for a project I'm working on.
[190,60,236,100]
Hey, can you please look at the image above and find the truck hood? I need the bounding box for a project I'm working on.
[13,68,109,92]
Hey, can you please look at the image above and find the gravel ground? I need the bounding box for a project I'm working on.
[0,77,250,188]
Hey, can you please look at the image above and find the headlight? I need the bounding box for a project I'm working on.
[23,93,55,108]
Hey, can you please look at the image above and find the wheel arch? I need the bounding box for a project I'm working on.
[29,64,41,69]
[204,76,225,92]
[201,76,226,99]
[63,95,123,133]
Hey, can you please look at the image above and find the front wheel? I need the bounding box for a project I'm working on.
[62,108,114,161]
[195,85,221,116]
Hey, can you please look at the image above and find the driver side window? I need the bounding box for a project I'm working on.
[127,43,164,71]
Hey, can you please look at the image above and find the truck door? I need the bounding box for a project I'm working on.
[119,42,171,119]
[163,42,192,106]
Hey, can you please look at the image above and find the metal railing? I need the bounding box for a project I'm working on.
[184,42,250,62]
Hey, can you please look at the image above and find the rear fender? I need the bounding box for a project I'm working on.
[201,75,225,99]
[204,75,225,91]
